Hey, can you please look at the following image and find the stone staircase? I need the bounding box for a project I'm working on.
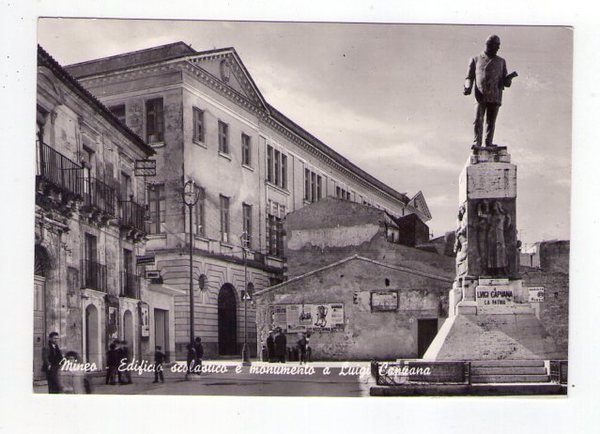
[470,360,549,384]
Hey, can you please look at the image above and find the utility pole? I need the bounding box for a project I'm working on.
[182,180,200,347]
[241,231,252,366]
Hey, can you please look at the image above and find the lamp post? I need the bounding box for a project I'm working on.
[182,180,200,348]
[241,231,251,366]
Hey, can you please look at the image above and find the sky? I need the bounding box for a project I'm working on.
[37,19,573,245]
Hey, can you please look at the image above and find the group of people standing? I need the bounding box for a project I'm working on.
[105,339,132,385]
[265,328,310,364]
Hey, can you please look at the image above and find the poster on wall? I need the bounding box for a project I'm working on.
[107,306,119,341]
[139,302,150,337]
[273,303,345,332]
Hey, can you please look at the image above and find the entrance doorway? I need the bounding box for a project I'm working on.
[417,318,439,358]
[123,310,134,358]
[85,304,100,366]
[33,276,46,379]
[154,308,169,357]
[218,284,237,355]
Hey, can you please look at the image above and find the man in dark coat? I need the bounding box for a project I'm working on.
[194,337,204,375]
[42,332,63,393]
[120,340,132,384]
[266,331,275,363]
[105,343,120,385]
[274,328,287,363]
[153,345,166,383]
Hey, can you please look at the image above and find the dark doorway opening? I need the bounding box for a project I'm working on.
[417,318,438,358]
[218,284,237,355]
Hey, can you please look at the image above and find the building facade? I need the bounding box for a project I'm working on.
[65,42,432,359]
[35,46,159,378]
[254,199,454,360]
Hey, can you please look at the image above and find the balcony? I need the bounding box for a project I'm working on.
[80,177,116,225]
[120,271,141,299]
[36,140,84,217]
[119,199,147,241]
[81,260,107,292]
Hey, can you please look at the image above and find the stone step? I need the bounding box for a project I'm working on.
[471,366,547,375]
[471,374,549,384]
[470,360,545,367]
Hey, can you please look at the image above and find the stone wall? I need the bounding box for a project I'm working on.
[255,257,452,360]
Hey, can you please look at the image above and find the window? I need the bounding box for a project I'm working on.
[146,98,164,143]
[109,104,126,125]
[304,168,322,203]
[281,154,287,189]
[147,184,166,234]
[218,121,229,154]
[123,248,133,274]
[267,214,284,258]
[120,172,131,201]
[193,107,204,143]
[336,186,351,201]
[84,233,97,263]
[267,146,273,182]
[266,145,287,189]
[194,186,205,237]
[241,133,251,166]
[220,195,230,243]
[242,203,252,249]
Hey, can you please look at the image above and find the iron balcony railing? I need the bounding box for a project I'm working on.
[81,260,107,292]
[120,271,141,299]
[120,199,146,233]
[36,140,84,198]
[84,177,116,216]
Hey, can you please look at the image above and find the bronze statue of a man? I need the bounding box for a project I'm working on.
[464,35,517,147]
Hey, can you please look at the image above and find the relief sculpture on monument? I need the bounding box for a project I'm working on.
[467,198,517,278]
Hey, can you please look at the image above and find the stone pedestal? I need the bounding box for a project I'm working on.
[425,146,558,361]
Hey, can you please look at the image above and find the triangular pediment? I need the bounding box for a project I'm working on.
[186,48,268,112]
[408,191,432,221]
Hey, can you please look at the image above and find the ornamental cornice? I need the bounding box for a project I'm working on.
[76,59,408,209]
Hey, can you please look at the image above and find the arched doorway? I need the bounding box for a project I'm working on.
[218,284,237,356]
[123,310,134,357]
[85,304,99,366]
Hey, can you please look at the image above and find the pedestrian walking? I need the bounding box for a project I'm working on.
[266,330,275,363]
[153,345,166,383]
[194,337,204,375]
[120,340,132,384]
[296,332,308,364]
[105,343,120,385]
[274,328,287,363]
[42,331,63,393]
[185,343,197,379]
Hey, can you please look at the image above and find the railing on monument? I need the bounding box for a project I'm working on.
[371,360,471,386]
[36,140,84,198]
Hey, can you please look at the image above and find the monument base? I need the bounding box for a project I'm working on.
[424,312,561,361]
[425,277,560,361]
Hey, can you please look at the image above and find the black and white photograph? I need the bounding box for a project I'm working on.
[32,18,571,397]
[2,1,600,433]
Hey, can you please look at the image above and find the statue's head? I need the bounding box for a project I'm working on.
[485,34,501,57]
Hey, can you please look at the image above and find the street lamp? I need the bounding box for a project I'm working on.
[241,231,252,366]
[182,180,200,348]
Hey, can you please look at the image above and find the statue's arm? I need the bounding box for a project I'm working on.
[464,57,476,95]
